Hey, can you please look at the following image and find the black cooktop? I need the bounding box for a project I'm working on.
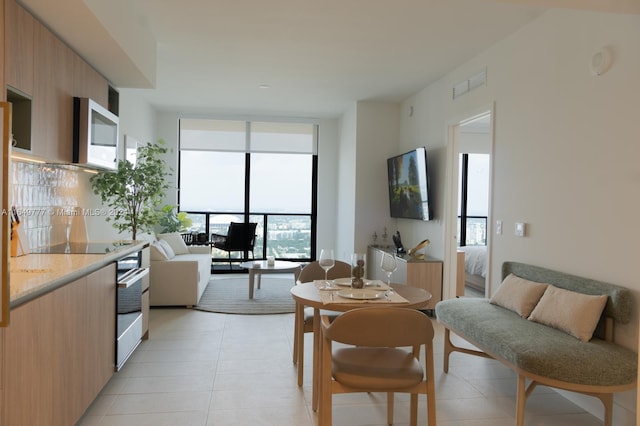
[32,242,132,254]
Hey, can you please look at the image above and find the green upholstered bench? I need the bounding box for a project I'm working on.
[435,261,637,426]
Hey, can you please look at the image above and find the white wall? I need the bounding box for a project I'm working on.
[354,102,400,253]
[336,104,357,261]
[316,119,340,254]
[398,9,640,423]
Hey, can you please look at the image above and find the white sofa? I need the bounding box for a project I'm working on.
[149,233,212,307]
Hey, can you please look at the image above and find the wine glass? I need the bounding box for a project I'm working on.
[318,249,335,289]
[380,252,398,296]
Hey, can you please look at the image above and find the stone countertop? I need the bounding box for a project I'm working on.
[9,241,149,308]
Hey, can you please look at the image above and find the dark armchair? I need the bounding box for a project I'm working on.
[211,222,258,267]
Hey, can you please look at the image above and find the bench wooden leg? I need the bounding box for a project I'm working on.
[442,327,492,374]
[516,375,526,426]
[600,393,613,426]
[443,329,452,373]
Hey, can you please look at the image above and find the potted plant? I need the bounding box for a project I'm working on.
[90,140,170,240]
[157,204,192,233]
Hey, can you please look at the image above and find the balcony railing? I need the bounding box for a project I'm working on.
[181,211,314,268]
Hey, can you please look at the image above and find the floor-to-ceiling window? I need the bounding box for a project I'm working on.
[178,118,317,270]
[457,153,490,246]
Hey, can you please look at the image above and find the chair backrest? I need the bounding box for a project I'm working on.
[298,260,351,283]
[323,307,434,348]
[225,222,258,251]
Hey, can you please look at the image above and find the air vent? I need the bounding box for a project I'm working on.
[452,68,487,100]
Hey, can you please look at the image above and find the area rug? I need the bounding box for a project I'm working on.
[194,276,296,314]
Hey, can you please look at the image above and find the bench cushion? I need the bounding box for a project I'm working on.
[436,298,637,387]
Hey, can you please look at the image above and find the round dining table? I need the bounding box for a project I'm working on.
[290,282,432,411]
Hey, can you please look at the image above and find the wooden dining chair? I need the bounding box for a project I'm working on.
[293,260,351,387]
[319,307,436,426]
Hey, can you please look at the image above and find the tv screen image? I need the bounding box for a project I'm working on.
[387,147,432,221]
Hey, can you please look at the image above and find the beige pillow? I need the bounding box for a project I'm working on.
[157,239,175,259]
[528,285,608,342]
[149,241,169,261]
[489,274,548,318]
[158,232,189,255]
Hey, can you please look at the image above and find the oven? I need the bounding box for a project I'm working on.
[116,250,149,371]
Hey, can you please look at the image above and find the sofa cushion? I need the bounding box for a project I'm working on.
[157,239,175,259]
[158,232,189,255]
[150,241,169,261]
[489,273,548,318]
[528,285,607,342]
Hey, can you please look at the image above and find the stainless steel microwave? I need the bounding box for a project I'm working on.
[73,97,119,170]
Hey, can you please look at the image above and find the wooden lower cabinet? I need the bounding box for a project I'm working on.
[367,246,443,309]
[3,264,115,425]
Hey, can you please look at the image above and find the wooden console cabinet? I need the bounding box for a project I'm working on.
[367,246,442,309]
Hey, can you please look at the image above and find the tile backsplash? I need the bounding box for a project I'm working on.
[11,160,93,249]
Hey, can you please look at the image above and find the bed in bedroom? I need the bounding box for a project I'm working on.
[458,245,487,293]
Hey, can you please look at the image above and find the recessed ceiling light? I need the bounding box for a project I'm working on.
[259,84,270,89]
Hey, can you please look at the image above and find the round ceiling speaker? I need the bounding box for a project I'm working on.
[590,47,613,76]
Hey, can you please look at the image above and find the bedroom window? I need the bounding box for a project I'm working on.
[458,153,490,246]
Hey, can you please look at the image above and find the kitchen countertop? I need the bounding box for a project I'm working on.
[9,241,149,308]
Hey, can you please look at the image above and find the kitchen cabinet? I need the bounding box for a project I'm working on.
[5,0,109,162]
[74,55,109,108]
[5,0,34,95]
[2,263,115,425]
[367,246,442,309]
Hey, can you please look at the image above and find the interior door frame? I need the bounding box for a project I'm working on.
[442,103,495,301]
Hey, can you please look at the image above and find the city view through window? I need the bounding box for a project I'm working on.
[186,213,312,262]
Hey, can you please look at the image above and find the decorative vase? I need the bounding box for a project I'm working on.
[351,253,366,289]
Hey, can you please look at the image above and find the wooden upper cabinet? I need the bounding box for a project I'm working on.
[31,21,57,160]
[54,37,75,162]
[5,0,35,95]
[73,55,109,109]
[5,0,110,162]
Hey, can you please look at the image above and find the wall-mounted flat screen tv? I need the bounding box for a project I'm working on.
[387,147,432,221]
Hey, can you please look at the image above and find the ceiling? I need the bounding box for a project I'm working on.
[18,0,640,119]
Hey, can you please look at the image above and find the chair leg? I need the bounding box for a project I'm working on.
[297,329,304,387]
[320,337,332,426]
[293,304,300,364]
[409,393,417,426]
[387,392,394,425]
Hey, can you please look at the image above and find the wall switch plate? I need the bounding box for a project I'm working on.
[496,220,502,235]
[515,222,526,237]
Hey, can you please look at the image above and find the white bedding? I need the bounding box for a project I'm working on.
[459,245,487,278]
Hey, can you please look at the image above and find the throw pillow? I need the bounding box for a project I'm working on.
[489,273,548,318]
[528,285,608,342]
[157,239,176,259]
[149,241,169,261]
[158,232,189,255]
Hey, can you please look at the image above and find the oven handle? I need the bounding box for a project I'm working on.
[117,267,149,288]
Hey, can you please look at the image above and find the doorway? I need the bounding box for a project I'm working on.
[443,108,494,300]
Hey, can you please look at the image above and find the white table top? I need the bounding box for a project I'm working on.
[240,260,301,271]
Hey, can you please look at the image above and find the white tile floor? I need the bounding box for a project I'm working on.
[78,307,603,426]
